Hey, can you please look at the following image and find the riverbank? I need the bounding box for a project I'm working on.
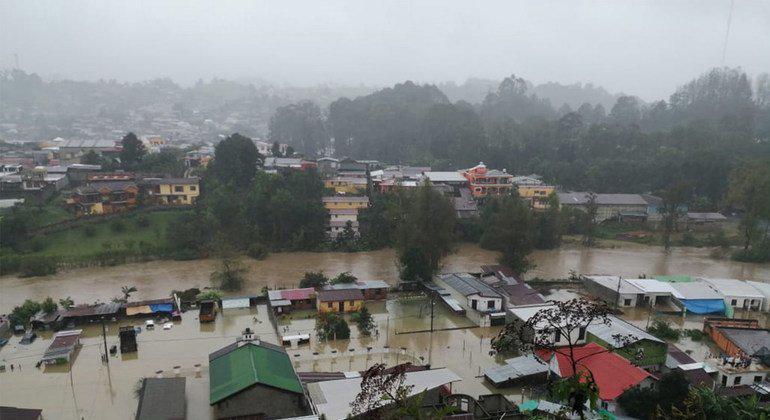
[2,243,768,313]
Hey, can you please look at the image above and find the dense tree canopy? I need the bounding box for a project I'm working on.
[269,101,327,157]
[207,133,262,188]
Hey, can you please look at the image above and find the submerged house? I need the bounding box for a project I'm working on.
[316,288,364,313]
[538,342,656,412]
[323,280,389,300]
[125,298,177,318]
[268,288,317,313]
[434,273,506,327]
[209,340,310,419]
[669,282,726,315]
[136,377,186,420]
[484,354,555,387]
[582,275,642,308]
[41,329,82,365]
[700,278,764,312]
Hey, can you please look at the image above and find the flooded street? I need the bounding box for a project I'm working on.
[0,298,508,419]
[1,243,768,313]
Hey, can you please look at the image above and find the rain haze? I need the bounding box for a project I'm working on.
[2,0,769,100]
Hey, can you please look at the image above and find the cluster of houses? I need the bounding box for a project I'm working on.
[67,173,200,215]
[582,274,769,316]
[267,280,389,315]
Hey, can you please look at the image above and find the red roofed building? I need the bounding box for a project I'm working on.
[268,288,317,313]
[537,342,656,410]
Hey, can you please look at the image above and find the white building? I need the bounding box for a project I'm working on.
[434,273,506,327]
[700,278,763,311]
[748,281,770,311]
[507,304,588,347]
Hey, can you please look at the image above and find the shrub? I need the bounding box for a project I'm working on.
[19,256,58,277]
[28,236,46,252]
[331,271,357,284]
[83,225,97,238]
[172,248,199,261]
[316,312,350,340]
[684,329,706,341]
[300,271,329,288]
[247,243,269,260]
[680,231,697,246]
[135,215,151,229]
[647,319,681,341]
[0,255,21,275]
[111,220,126,233]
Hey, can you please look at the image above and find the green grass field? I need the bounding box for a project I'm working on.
[25,211,184,258]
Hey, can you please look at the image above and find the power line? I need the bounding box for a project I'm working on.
[722,0,735,65]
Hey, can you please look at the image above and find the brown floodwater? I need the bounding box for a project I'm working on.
[1,243,768,313]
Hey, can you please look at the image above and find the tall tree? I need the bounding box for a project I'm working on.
[268,101,328,157]
[535,192,562,249]
[480,193,535,274]
[395,183,456,282]
[609,96,642,127]
[728,159,770,255]
[582,192,599,247]
[120,132,146,168]
[660,182,691,250]
[208,133,261,188]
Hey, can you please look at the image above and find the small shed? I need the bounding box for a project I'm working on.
[41,329,82,365]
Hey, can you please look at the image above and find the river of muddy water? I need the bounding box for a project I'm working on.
[2,243,768,313]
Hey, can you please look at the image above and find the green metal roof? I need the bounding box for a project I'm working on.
[656,275,693,283]
[209,342,303,405]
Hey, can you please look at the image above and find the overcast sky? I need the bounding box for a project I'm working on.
[1,0,769,101]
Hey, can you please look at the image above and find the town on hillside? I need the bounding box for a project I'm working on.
[2,2,770,417]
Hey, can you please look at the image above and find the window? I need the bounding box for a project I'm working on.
[731,299,738,306]
[487,300,495,309]
[734,376,742,385]
[755,376,763,383]
[174,185,184,192]
[554,329,562,342]
[624,299,632,306]
[578,327,586,340]
[190,185,196,191]
[722,375,728,386]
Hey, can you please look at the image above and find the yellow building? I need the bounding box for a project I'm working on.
[144,177,200,205]
[324,177,367,194]
[517,185,555,210]
[317,289,364,313]
[322,195,369,211]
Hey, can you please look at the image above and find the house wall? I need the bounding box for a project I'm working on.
[214,383,309,419]
[517,185,555,210]
[435,277,499,327]
[323,179,365,194]
[717,369,768,388]
[708,327,746,357]
[317,299,363,313]
[330,213,357,223]
[361,288,388,300]
[323,201,368,211]
[720,295,762,311]
[582,278,638,307]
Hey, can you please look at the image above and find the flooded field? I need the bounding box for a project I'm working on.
[1,243,768,313]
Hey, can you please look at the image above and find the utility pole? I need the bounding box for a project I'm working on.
[101,317,109,365]
[429,292,435,333]
[616,276,623,310]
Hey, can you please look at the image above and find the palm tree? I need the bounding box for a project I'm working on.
[121,286,138,301]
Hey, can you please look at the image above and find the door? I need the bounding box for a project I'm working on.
[471,300,477,310]
[338,301,344,312]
